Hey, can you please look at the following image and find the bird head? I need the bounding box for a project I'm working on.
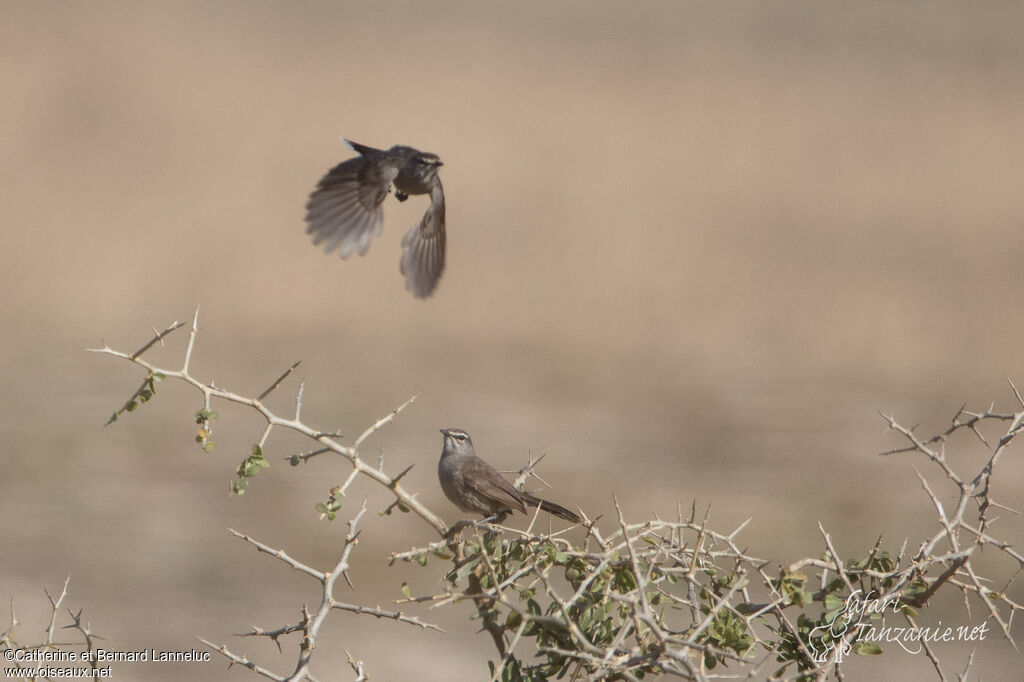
[440,428,473,456]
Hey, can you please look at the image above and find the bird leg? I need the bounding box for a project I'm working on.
[444,518,475,539]
[482,511,509,525]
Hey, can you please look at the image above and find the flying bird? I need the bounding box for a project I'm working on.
[305,139,446,298]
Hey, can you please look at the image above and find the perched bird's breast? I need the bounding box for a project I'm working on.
[437,454,461,495]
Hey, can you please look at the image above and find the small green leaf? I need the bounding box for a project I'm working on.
[401,582,411,599]
[851,641,883,656]
[195,408,218,423]
[614,567,637,592]
[455,557,480,584]
[505,610,522,630]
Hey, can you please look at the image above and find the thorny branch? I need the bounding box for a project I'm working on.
[88,307,445,534]
[89,314,1022,680]
[1,578,101,677]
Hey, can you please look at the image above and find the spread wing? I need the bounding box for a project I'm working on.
[400,178,446,297]
[305,154,397,259]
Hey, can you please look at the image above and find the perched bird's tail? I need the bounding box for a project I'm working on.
[521,493,582,523]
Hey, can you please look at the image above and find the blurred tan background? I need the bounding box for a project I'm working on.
[2,1,1022,679]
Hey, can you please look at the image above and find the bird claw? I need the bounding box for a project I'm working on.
[445,519,474,537]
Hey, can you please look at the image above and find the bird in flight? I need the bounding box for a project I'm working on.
[305,139,446,298]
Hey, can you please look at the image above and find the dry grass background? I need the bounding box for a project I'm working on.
[2,2,1022,680]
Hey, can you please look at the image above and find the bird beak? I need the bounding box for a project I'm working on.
[439,428,451,437]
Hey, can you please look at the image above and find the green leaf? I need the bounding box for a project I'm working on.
[851,641,883,656]
[505,610,522,630]
[195,408,218,422]
[401,582,411,599]
[454,557,480,585]
[614,567,637,592]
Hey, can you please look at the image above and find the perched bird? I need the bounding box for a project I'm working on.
[437,428,581,524]
[304,140,446,298]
